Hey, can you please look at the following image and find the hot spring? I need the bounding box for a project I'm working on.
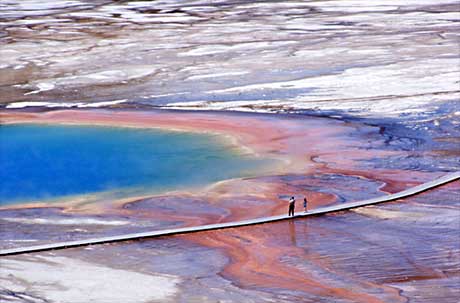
[0,124,266,205]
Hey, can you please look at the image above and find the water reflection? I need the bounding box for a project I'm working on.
[288,220,296,246]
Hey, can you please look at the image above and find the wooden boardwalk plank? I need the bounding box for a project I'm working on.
[1,172,458,257]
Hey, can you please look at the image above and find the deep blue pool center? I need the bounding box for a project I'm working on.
[0,124,264,205]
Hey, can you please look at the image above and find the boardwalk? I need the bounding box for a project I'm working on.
[1,172,459,256]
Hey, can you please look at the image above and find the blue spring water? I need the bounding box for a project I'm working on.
[0,124,266,205]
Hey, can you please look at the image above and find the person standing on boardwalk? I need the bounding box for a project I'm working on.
[288,196,295,216]
[303,197,308,212]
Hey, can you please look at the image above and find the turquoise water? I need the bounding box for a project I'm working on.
[0,124,265,205]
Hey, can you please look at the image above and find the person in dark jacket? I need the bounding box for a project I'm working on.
[303,197,308,212]
[288,196,295,216]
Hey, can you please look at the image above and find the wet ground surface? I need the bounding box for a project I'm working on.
[1,183,458,303]
[1,109,459,303]
[1,0,460,302]
[0,105,460,303]
[0,172,385,250]
[1,0,459,117]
